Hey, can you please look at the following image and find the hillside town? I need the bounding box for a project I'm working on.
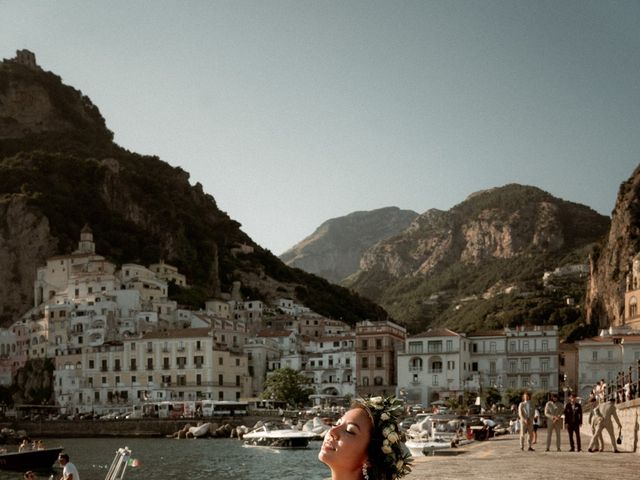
[0,226,639,416]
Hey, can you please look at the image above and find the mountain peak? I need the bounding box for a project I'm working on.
[0,49,113,148]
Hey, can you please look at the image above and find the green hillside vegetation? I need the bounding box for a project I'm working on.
[0,62,388,327]
[348,185,609,338]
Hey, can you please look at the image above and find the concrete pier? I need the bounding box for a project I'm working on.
[409,433,640,480]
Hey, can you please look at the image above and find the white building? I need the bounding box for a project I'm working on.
[397,328,470,405]
[577,329,640,399]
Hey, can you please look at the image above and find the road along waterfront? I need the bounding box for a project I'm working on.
[409,433,640,480]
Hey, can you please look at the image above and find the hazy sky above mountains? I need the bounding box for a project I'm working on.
[3,1,639,255]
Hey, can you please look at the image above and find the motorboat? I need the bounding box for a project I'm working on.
[405,414,473,456]
[301,417,331,440]
[0,447,63,471]
[243,423,317,449]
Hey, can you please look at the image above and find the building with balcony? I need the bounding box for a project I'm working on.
[397,328,471,405]
[356,320,406,397]
[504,326,559,392]
[305,334,356,405]
[577,330,640,399]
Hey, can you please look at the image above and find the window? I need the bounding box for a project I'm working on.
[446,340,453,352]
[219,357,223,365]
[608,350,613,361]
[630,296,638,317]
[521,358,530,372]
[592,351,598,361]
[375,356,383,368]
[541,376,549,390]
[489,341,496,353]
[376,339,382,350]
[410,358,423,371]
[472,343,478,353]
[362,377,369,386]
[541,358,549,372]
[541,340,549,352]
[431,360,443,373]
[522,341,529,352]
[432,375,439,386]
[489,361,496,375]
[361,339,368,350]
[374,376,383,386]
[408,342,423,354]
[447,360,455,370]
[362,357,369,369]
[471,362,478,372]
[509,360,517,373]
[427,341,442,353]
[218,374,223,386]
[89,360,95,369]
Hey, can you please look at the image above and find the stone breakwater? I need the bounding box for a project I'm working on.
[0,417,265,439]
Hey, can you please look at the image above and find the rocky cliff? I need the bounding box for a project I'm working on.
[0,50,387,326]
[346,184,611,332]
[586,164,640,327]
[280,207,418,283]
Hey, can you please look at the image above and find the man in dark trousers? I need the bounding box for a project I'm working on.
[564,392,583,452]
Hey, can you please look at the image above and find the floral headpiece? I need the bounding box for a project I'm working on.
[355,395,412,480]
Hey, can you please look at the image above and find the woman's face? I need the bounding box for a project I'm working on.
[319,408,372,476]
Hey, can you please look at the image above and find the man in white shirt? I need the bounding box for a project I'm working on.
[58,453,80,480]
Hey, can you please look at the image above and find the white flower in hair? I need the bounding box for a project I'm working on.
[387,431,400,444]
[382,445,393,454]
[381,412,390,421]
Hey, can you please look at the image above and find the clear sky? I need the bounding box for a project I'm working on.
[2,1,639,255]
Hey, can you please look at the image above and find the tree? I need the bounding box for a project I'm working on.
[484,386,502,408]
[261,368,314,407]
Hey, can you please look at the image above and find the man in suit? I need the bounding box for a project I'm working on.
[564,392,583,452]
[545,392,563,452]
[518,391,535,451]
[588,395,622,453]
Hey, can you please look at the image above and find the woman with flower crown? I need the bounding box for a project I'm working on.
[319,396,412,480]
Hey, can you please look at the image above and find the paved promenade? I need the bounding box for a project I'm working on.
[409,433,640,480]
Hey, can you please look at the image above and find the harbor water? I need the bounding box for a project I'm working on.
[0,438,330,480]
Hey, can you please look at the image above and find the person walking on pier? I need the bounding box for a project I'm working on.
[564,392,582,452]
[544,393,563,452]
[588,396,622,453]
[518,392,535,451]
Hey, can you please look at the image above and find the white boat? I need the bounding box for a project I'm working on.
[302,417,330,440]
[243,423,317,449]
[405,414,473,456]
[188,423,211,438]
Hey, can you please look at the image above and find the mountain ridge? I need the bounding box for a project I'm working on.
[280,206,418,283]
[0,50,388,326]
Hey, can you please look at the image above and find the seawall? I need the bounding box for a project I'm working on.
[0,416,266,439]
